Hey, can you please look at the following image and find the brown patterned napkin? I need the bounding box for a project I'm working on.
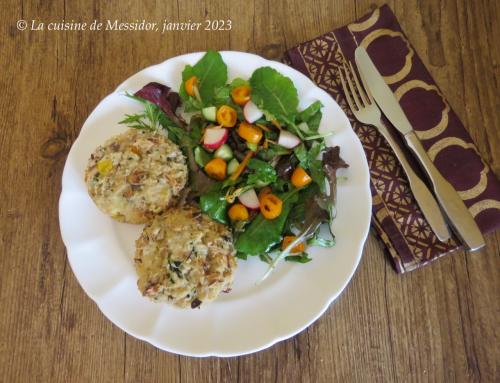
[284,4,500,272]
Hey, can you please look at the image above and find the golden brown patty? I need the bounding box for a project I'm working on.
[134,206,237,308]
[85,129,188,224]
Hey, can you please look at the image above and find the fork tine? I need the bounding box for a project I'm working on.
[349,62,369,106]
[342,63,363,109]
[339,67,357,112]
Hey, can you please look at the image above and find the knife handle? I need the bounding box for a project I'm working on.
[375,121,450,241]
[404,131,485,251]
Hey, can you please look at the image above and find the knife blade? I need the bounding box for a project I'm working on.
[354,46,485,251]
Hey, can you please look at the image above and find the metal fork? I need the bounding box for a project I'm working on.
[339,62,450,242]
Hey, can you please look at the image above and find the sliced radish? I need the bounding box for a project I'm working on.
[238,188,260,210]
[278,130,301,149]
[243,100,263,123]
[203,128,229,150]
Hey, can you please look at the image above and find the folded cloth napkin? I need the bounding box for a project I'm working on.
[284,4,500,272]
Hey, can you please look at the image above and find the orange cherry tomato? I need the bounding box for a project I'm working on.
[204,158,227,181]
[228,203,249,221]
[281,235,306,254]
[216,105,237,128]
[231,85,251,106]
[237,122,263,144]
[258,186,272,201]
[185,76,198,97]
[291,167,312,188]
[259,193,283,220]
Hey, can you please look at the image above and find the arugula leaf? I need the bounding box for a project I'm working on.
[309,159,326,192]
[307,230,335,247]
[296,101,323,137]
[306,110,322,132]
[293,142,326,190]
[250,67,299,123]
[236,252,248,260]
[179,50,228,107]
[199,185,228,224]
[293,144,308,165]
[285,253,312,263]
[259,254,273,264]
[297,122,316,136]
[213,86,231,105]
[213,78,249,106]
[297,101,322,122]
[235,189,299,255]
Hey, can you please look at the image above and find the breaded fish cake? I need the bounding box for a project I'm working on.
[134,206,237,308]
[85,129,187,224]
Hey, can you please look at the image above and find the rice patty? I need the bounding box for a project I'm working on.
[85,129,187,224]
[134,206,237,308]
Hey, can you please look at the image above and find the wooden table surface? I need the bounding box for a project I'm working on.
[1,0,499,382]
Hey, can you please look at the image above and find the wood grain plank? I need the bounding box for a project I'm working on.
[124,336,180,383]
[302,234,397,382]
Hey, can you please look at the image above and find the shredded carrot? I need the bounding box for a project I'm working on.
[230,150,254,181]
[256,123,272,132]
[271,120,282,129]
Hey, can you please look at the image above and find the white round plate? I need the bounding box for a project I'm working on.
[59,51,371,357]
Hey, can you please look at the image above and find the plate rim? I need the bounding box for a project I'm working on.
[59,50,372,357]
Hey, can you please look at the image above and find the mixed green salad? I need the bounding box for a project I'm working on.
[120,50,348,280]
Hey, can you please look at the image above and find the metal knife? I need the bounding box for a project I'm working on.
[355,46,485,251]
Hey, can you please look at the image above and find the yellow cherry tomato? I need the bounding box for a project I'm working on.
[216,105,238,128]
[184,76,198,97]
[228,203,250,221]
[204,158,227,181]
[231,85,251,106]
[281,235,306,254]
[291,167,312,188]
[259,193,283,220]
[238,122,263,144]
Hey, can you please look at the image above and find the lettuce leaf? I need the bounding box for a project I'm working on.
[297,100,322,122]
[134,82,183,127]
[235,189,299,255]
[179,50,228,107]
[249,67,299,123]
[199,184,228,224]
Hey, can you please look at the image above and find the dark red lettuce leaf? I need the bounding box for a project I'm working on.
[322,146,349,214]
[134,82,184,127]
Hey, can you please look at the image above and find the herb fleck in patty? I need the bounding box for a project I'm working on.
[85,129,188,224]
[134,205,237,308]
